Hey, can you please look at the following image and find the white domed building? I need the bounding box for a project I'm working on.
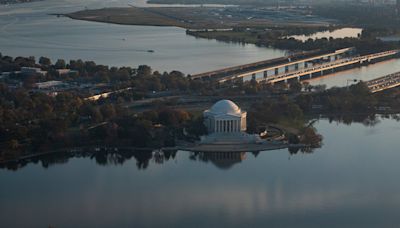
[201,100,261,144]
[203,99,246,134]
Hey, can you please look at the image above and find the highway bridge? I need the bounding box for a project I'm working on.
[192,47,400,85]
[366,71,400,93]
[191,47,355,81]
[254,50,400,84]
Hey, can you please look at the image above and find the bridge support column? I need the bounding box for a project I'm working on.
[275,68,279,75]
[295,63,299,70]
[285,66,289,73]
[252,73,256,80]
[304,62,308,68]
[263,71,268,78]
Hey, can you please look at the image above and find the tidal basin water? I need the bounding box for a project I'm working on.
[1,116,400,228]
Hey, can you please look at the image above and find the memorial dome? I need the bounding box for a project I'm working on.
[209,100,240,115]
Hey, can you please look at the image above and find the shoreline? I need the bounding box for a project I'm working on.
[63,6,333,31]
[0,142,297,165]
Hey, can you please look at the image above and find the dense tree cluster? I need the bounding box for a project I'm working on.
[312,4,400,29]
[189,28,400,54]
[296,82,376,113]
[0,54,217,99]
[0,80,208,160]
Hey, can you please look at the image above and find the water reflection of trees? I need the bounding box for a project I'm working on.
[89,149,178,169]
[326,113,400,127]
[0,149,180,171]
[1,111,398,173]
[0,148,319,171]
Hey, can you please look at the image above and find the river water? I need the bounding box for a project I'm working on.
[1,116,400,228]
[0,0,285,74]
[289,27,363,42]
[1,0,400,83]
[308,59,400,88]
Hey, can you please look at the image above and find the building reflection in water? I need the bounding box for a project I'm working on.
[0,148,316,171]
[190,152,247,170]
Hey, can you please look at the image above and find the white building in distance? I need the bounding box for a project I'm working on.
[204,99,246,134]
[201,100,261,144]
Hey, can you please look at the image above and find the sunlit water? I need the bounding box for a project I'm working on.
[0,0,285,74]
[1,117,400,228]
[307,59,400,88]
[1,1,400,84]
[289,27,363,42]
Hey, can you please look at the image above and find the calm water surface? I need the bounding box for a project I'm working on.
[0,0,285,74]
[307,59,400,88]
[1,1,400,84]
[289,27,363,42]
[1,117,400,228]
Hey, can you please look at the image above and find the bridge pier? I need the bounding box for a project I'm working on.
[294,63,299,70]
[304,62,308,68]
[263,71,268,78]
[251,73,256,80]
[285,66,289,73]
[275,68,279,75]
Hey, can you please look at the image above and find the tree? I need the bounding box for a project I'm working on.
[55,59,66,69]
[100,104,116,120]
[313,84,327,93]
[39,56,51,66]
[302,81,312,92]
[289,80,302,93]
[137,65,152,76]
[8,139,20,150]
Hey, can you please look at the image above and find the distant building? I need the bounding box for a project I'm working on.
[56,69,78,76]
[197,152,246,169]
[35,80,64,89]
[203,99,247,134]
[20,67,47,76]
[201,100,261,144]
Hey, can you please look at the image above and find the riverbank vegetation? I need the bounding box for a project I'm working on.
[65,2,400,53]
[187,27,400,53]
[66,5,333,30]
[2,53,400,162]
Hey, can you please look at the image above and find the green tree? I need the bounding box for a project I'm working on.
[39,56,51,66]
[289,80,302,93]
[137,65,152,76]
[55,59,66,69]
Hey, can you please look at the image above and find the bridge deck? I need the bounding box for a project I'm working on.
[366,71,400,93]
[252,50,400,84]
[216,50,398,84]
[191,47,353,80]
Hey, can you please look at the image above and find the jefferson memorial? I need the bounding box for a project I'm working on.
[201,100,262,144]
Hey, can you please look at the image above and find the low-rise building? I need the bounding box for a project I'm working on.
[35,80,64,89]
[20,67,47,76]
